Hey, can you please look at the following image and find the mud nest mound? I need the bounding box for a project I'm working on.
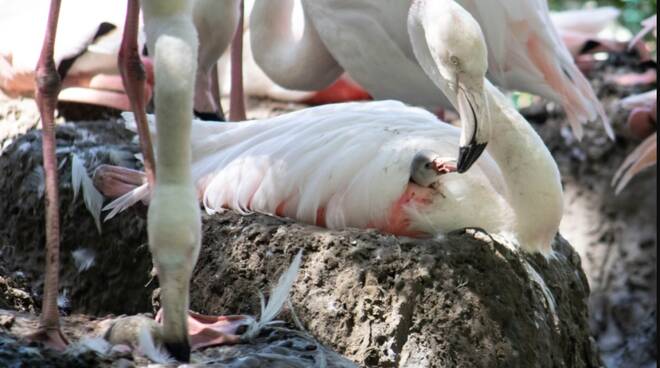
[0,122,603,367]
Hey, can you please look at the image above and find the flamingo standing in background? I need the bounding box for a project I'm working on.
[0,0,154,111]
[456,0,612,139]
[253,0,611,142]
[1,0,246,121]
[251,0,489,172]
[106,0,563,254]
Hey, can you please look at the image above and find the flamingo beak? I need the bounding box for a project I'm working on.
[455,83,489,173]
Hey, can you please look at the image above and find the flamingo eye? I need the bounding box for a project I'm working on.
[425,162,432,169]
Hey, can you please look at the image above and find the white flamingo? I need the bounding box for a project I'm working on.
[31,0,257,362]
[105,0,563,254]
[251,0,611,141]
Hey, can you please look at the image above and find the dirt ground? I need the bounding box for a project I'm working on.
[0,54,656,367]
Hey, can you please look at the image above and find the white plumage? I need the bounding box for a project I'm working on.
[112,97,562,252]
[297,0,611,139]
[106,0,565,256]
[457,0,612,139]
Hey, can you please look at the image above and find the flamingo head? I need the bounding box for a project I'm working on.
[410,150,458,187]
[408,0,491,173]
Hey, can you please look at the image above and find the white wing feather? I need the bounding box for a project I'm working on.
[457,0,612,139]
[116,101,507,234]
[71,153,104,233]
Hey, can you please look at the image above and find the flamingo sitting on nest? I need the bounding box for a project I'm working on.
[102,0,563,254]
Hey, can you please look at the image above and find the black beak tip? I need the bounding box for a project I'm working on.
[164,340,191,362]
[457,143,488,173]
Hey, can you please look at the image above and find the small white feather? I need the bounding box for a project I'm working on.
[72,248,96,272]
[137,324,174,365]
[523,261,557,324]
[244,250,303,340]
[103,183,150,221]
[72,155,84,202]
[66,337,111,356]
[71,154,104,233]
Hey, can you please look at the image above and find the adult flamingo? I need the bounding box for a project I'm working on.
[250,0,488,172]
[32,0,250,361]
[107,0,563,254]
[252,0,611,142]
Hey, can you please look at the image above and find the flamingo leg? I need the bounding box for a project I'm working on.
[30,0,68,350]
[118,0,157,188]
[210,63,224,119]
[229,0,246,122]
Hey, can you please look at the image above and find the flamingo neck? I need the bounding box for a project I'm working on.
[483,81,563,253]
[250,0,343,90]
[408,1,562,253]
[145,28,197,185]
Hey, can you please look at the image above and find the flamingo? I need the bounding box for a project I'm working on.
[612,17,658,194]
[31,0,253,361]
[0,0,153,111]
[216,0,370,105]
[250,0,612,142]
[105,0,563,254]
[1,0,246,121]
[250,0,489,172]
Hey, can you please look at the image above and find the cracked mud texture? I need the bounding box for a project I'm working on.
[0,122,600,367]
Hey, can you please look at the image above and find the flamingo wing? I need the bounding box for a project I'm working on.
[193,101,459,229]
[120,101,506,232]
[301,0,448,109]
[457,0,612,139]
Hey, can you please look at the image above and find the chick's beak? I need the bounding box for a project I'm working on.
[455,82,489,173]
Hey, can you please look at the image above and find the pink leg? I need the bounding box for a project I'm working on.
[229,0,246,122]
[210,64,225,119]
[118,0,156,188]
[156,310,245,351]
[30,0,68,350]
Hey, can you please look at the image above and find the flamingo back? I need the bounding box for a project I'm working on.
[127,101,508,236]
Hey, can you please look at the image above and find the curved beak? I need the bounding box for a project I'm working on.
[455,82,490,173]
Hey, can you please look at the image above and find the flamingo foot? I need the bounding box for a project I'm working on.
[27,327,68,351]
[93,165,146,198]
[156,310,247,351]
[432,158,457,175]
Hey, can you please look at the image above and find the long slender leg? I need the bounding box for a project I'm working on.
[119,0,156,188]
[229,0,246,121]
[30,0,68,350]
[210,64,224,119]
